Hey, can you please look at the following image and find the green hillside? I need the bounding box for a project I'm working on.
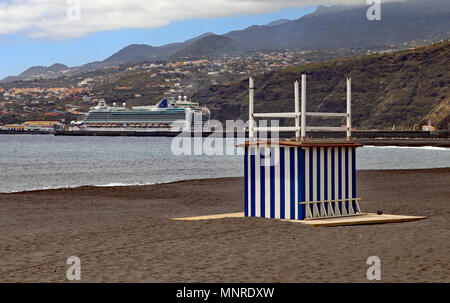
[193,42,450,130]
[172,35,241,58]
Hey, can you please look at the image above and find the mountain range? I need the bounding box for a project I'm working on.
[2,0,449,83]
[192,41,450,130]
[224,0,449,51]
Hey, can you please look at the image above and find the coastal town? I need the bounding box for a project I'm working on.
[0,35,446,133]
[0,47,393,132]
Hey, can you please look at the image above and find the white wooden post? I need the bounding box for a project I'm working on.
[346,78,352,140]
[249,74,353,140]
[301,74,306,141]
[249,77,254,140]
[294,80,300,140]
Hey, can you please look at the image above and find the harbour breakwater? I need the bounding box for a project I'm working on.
[53,130,437,138]
[0,130,50,135]
[52,130,450,147]
[2,129,448,147]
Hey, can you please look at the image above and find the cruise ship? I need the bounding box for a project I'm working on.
[71,96,210,132]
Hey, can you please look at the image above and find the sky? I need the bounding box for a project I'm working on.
[0,0,401,80]
[0,5,316,80]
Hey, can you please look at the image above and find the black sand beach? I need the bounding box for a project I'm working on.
[0,168,449,282]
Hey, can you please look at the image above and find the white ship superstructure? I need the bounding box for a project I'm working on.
[72,96,210,132]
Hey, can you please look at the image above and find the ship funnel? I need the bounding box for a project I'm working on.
[178,95,182,101]
[184,96,188,101]
[123,102,126,107]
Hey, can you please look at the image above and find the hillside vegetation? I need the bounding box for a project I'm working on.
[193,42,450,130]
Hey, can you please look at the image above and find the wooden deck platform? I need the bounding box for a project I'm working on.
[288,213,428,227]
[171,212,244,221]
[171,212,427,227]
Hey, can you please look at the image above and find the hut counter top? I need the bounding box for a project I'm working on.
[241,140,363,148]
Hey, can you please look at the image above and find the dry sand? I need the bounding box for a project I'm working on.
[0,168,449,282]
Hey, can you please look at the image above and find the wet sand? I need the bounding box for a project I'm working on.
[0,168,449,282]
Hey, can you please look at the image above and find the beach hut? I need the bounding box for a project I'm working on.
[244,75,363,220]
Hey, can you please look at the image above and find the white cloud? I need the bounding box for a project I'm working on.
[0,0,404,39]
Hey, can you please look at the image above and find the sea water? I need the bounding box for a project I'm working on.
[0,134,448,193]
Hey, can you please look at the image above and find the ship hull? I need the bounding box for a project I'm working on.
[72,97,211,133]
[77,126,181,132]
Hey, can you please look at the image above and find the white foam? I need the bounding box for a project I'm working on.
[1,176,230,194]
[362,145,449,151]
[96,182,151,187]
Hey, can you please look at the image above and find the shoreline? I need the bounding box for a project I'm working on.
[0,168,449,282]
[355,138,450,148]
[1,167,449,195]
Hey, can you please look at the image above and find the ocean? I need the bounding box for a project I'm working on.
[0,134,449,193]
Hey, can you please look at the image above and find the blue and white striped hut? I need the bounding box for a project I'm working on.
[244,75,363,221]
